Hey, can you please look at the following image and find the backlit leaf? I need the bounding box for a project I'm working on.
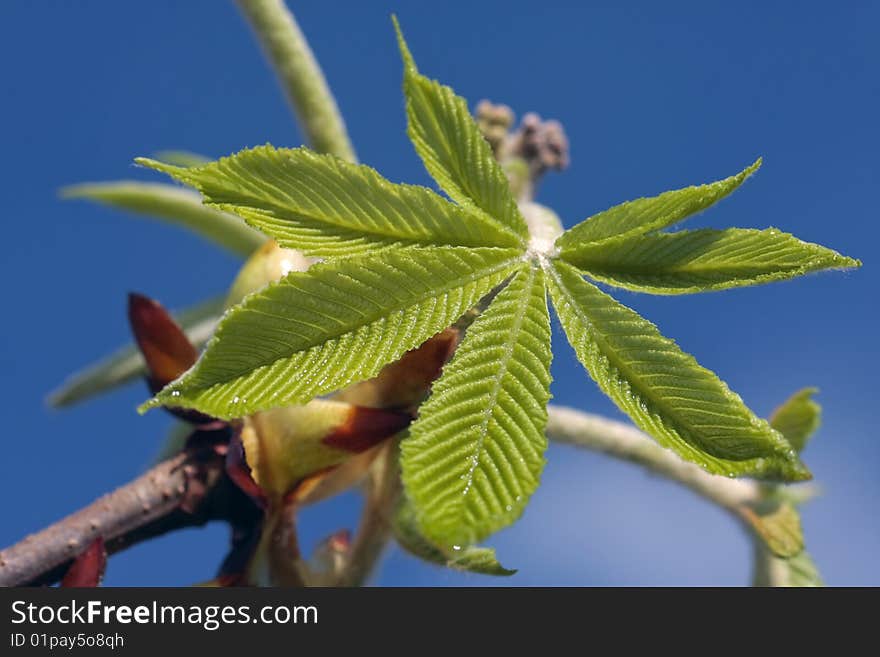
[769,388,821,453]
[546,260,808,480]
[137,147,520,258]
[564,228,860,294]
[142,247,521,419]
[402,265,551,546]
[557,159,760,251]
[152,150,211,168]
[393,497,515,576]
[393,17,528,240]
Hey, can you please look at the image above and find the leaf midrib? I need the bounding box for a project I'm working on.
[406,74,525,245]
[572,257,831,277]
[192,251,522,386]
[459,265,533,513]
[205,185,506,250]
[547,261,764,463]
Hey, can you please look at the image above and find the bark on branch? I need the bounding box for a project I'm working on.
[0,443,254,587]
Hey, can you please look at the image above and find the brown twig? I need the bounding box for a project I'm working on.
[0,443,257,587]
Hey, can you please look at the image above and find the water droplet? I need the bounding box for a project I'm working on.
[232,396,240,404]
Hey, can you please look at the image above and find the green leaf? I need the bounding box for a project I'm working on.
[48,296,224,408]
[402,265,552,546]
[753,548,823,587]
[740,500,804,558]
[393,497,515,576]
[785,551,823,586]
[136,147,520,259]
[142,246,521,419]
[61,182,265,258]
[393,17,528,240]
[152,150,211,168]
[557,159,760,251]
[563,228,860,294]
[546,260,808,480]
[769,388,821,453]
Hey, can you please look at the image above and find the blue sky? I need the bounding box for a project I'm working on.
[0,1,876,585]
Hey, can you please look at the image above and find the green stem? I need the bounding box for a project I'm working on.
[546,405,760,512]
[335,443,400,586]
[235,0,357,163]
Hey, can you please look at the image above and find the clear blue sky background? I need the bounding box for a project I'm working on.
[1,1,876,586]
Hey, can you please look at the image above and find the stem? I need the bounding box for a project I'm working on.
[236,0,357,163]
[0,445,253,587]
[545,405,761,513]
[335,442,400,586]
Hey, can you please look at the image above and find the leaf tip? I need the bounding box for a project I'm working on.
[391,14,417,74]
[58,183,92,200]
[137,381,186,415]
[136,398,160,415]
[134,157,187,180]
[783,456,813,483]
[45,387,69,409]
[738,157,762,182]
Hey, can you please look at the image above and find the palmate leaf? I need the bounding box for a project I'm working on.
[546,260,808,480]
[769,388,821,453]
[61,182,265,258]
[141,246,521,419]
[563,228,860,294]
[402,265,552,546]
[137,147,520,259]
[557,159,760,253]
[393,17,529,239]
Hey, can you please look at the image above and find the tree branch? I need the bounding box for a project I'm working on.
[235,0,357,163]
[0,444,254,587]
[1,404,797,587]
[545,405,761,514]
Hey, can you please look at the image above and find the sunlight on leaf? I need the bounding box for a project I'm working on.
[564,228,860,294]
[152,150,211,168]
[546,260,808,481]
[137,147,520,258]
[393,497,515,576]
[769,388,821,453]
[402,265,551,546]
[393,17,528,240]
[142,247,521,419]
[557,159,760,252]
